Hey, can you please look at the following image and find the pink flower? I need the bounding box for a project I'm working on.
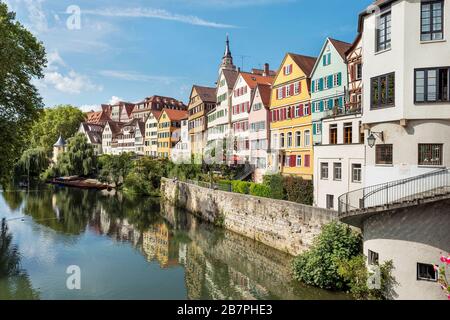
[441,256,447,263]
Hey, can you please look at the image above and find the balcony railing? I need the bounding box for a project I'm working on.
[338,168,450,215]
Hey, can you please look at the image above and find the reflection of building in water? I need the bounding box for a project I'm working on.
[184,243,206,300]
[99,207,111,235]
[178,243,187,266]
[51,194,61,221]
[228,269,269,300]
[142,223,178,268]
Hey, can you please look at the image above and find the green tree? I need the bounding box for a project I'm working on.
[0,2,47,185]
[262,174,285,200]
[292,222,362,290]
[282,175,314,205]
[54,133,96,177]
[15,147,49,183]
[30,105,85,154]
[98,153,135,187]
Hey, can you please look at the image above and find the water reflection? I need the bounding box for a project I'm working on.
[0,218,39,299]
[0,187,347,300]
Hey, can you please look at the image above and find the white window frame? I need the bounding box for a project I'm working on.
[296,155,302,167]
[304,130,311,147]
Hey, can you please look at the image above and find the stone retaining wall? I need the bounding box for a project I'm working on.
[161,178,338,256]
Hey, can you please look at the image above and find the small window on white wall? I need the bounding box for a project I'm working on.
[417,263,438,282]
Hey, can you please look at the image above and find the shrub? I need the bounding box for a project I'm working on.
[283,175,314,205]
[249,183,271,198]
[231,180,251,194]
[292,222,362,290]
[338,255,397,300]
[262,174,285,200]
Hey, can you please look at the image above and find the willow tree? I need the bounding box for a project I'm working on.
[55,133,96,177]
[16,147,49,184]
[0,2,47,185]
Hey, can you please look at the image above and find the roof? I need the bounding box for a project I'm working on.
[345,33,363,56]
[132,95,187,112]
[288,53,317,76]
[192,85,217,103]
[328,38,353,60]
[80,122,104,144]
[221,69,239,89]
[86,110,111,124]
[161,109,188,121]
[240,72,274,89]
[137,121,145,135]
[255,83,272,107]
[54,135,66,147]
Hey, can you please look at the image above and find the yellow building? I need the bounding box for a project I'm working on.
[269,53,317,179]
[157,109,188,159]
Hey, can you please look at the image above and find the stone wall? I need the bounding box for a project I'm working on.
[161,178,338,256]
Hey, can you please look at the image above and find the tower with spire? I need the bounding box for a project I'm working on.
[52,134,66,164]
[219,35,236,74]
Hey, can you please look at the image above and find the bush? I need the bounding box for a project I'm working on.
[262,174,285,200]
[338,255,397,300]
[231,180,251,194]
[292,222,362,290]
[249,183,271,198]
[283,175,314,205]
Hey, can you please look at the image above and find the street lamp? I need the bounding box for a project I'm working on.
[367,131,384,148]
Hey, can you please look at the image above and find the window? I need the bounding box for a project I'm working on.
[324,76,329,90]
[296,155,302,167]
[352,164,362,183]
[376,144,393,165]
[330,124,338,144]
[314,80,320,92]
[418,144,443,166]
[295,105,300,118]
[287,132,293,147]
[376,11,392,52]
[417,263,438,281]
[421,1,444,41]
[295,131,301,147]
[284,64,292,75]
[415,68,449,103]
[333,163,342,180]
[333,73,340,87]
[253,103,262,111]
[371,73,395,109]
[326,194,334,209]
[277,87,283,100]
[280,133,285,148]
[294,82,300,95]
[284,155,290,167]
[286,85,291,97]
[344,123,353,144]
[359,122,365,144]
[368,250,379,265]
[304,130,311,147]
[356,63,363,80]
[323,53,331,66]
[321,163,329,180]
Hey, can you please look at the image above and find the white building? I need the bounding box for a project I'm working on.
[356,0,450,300]
[313,113,365,209]
[102,121,123,155]
[144,111,161,157]
[78,122,104,155]
[361,0,450,186]
[171,119,191,163]
[111,119,144,155]
[231,68,274,163]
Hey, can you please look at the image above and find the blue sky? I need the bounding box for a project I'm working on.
[4,0,373,111]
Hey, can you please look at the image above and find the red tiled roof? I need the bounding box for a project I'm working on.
[288,53,317,76]
[240,72,274,89]
[162,108,188,121]
[192,85,217,103]
[255,83,272,108]
[329,38,353,60]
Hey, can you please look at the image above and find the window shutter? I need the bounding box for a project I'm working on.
[311,80,315,93]
[299,104,304,117]
[299,81,302,94]
[323,55,327,66]
[319,78,324,91]
[305,155,310,167]
[282,86,286,98]
[337,72,342,86]
[319,101,324,112]
[290,155,296,167]
[290,84,295,95]
[339,97,344,107]
[328,99,333,110]
[313,123,317,135]
[328,75,333,88]
[283,66,286,75]
[350,65,355,80]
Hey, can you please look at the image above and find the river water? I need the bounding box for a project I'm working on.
[0,187,348,300]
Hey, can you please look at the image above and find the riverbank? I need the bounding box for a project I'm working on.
[161,177,337,256]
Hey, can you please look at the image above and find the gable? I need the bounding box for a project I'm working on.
[273,54,308,87]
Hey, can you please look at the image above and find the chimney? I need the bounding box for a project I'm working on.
[263,63,270,77]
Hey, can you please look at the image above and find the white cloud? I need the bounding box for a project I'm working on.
[42,50,103,94]
[109,96,122,105]
[79,104,101,113]
[99,70,179,85]
[84,7,238,29]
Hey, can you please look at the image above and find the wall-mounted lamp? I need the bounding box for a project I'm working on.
[367,131,384,148]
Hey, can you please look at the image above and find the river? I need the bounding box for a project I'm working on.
[0,187,348,300]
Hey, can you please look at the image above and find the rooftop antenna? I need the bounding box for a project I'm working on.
[237,54,251,71]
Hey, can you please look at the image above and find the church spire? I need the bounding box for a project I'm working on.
[219,34,236,74]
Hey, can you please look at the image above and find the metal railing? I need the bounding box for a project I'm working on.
[233,163,255,181]
[338,168,450,215]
